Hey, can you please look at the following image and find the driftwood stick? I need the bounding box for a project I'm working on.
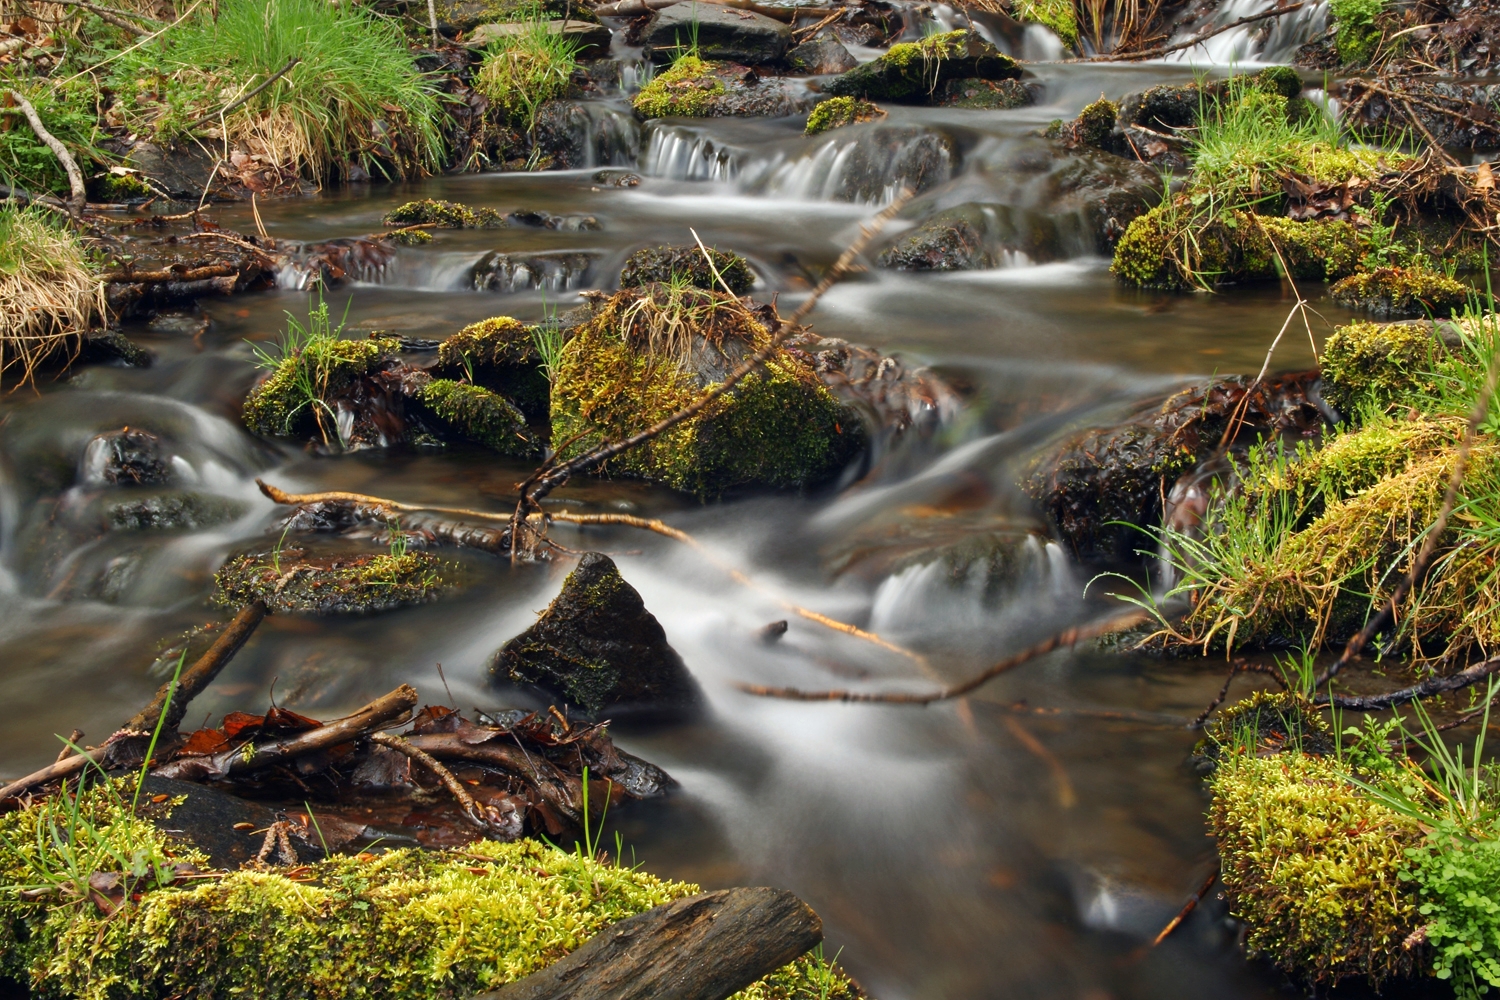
[101,263,240,283]
[474,887,823,1000]
[1314,358,1499,688]
[0,602,267,800]
[737,607,1152,704]
[402,732,583,823]
[4,91,86,214]
[221,685,418,774]
[1083,1,1306,61]
[184,56,300,131]
[1151,867,1218,947]
[1316,655,1500,711]
[369,732,494,830]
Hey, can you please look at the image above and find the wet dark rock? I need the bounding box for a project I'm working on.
[643,2,791,65]
[1047,149,1161,254]
[1023,371,1328,562]
[489,552,701,719]
[76,330,151,368]
[283,237,398,286]
[467,19,611,58]
[83,428,170,486]
[532,100,639,170]
[878,205,994,271]
[788,34,858,75]
[593,168,642,187]
[122,141,220,200]
[501,209,601,231]
[139,775,309,870]
[823,29,1020,104]
[439,0,583,31]
[214,546,453,615]
[631,59,815,119]
[408,372,536,454]
[619,244,754,293]
[831,125,956,202]
[786,331,960,449]
[109,492,246,531]
[473,251,596,292]
[1329,266,1470,319]
[383,198,501,229]
[939,77,1032,109]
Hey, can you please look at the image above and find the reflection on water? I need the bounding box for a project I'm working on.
[0,53,1359,1000]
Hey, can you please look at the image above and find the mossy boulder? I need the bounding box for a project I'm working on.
[550,286,862,498]
[631,56,726,118]
[242,336,400,441]
[1070,97,1119,149]
[938,77,1031,109]
[382,199,502,229]
[214,547,450,614]
[619,245,754,294]
[804,97,886,136]
[490,552,701,718]
[434,316,552,423]
[0,781,859,1000]
[878,204,994,271]
[1209,749,1421,984]
[82,427,170,486]
[642,2,791,64]
[1329,266,1469,320]
[412,376,537,456]
[822,30,1020,104]
[1319,319,1439,414]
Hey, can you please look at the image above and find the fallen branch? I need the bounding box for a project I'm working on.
[0,602,267,801]
[100,263,240,284]
[1314,353,1499,688]
[401,731,584,823]
[506,189,914,559]
[1316,655,1500,711]
[4,90,86,214]
[1151,867,1218,947]
[593,0,831,22]
[736,607,1151,704]
[1078,1,1305,62]
[369,732,502,833]
[42,0,158,35]
[184,56,300,131]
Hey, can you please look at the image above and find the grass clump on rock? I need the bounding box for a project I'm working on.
[384,199,503,229]
[434,316,552,421]
[473,15,583,131]
[0,206,104,384]
[631,55,725,118]
[619,244,754,294]
[243,312,400,443]
[822,30,1019,103]
[550,283,861,498]
[804,97,886,136]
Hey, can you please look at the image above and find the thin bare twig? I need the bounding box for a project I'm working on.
[4,91,85,214]
[1073,1,1306,62]
[184,56,300,131]
[1152,868,1219,947]
[369,732,495,832]
[1317,654,1500,710]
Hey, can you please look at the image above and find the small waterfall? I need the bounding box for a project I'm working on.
[640,123,743,182]
[868,536,1074,634]
[578,102,642,168]
[472,251,596,293]
[1162,0,1329,64]
[739,125,956,204]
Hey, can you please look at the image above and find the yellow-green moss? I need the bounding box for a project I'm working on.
[214,548,451,614]
[383,199,502,229]
[1209,750,1421,984]
[823,30,1017,102]
[434,317,551,421]
[1072,96,1118,148]
[0,783,858,1000]
[804,97,885,136]
[1320,319,1440,414]
[242,337,401,439]
[1330,266,1470,320]
[549,287,862,498]
[632,56,724,119]
[1011,0,1078,46]
[415,378,537,455]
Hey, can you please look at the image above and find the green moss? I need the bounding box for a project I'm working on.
[1255,65,1302,99]
[804,97,884,136]
[415,378,537,456]
[1330,266,1470,320]
[1330,0,1385,63]
[242,337,401,439]
[618,245,754,294]
[631,56,725,119]
[823,30,1018,102]
[0,783,856,1000]
[1073,97,1118,148]
[1011,0,1077,46]
[1209,749,1421,984]
[435,317,552,421]
[382,199,502,229]
[88,170,154,202]
[214,548,451,614]
[549,287,862,499]
[1320,319,1440,414]
[386,227,434,246]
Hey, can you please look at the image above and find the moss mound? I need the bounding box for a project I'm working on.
[619,245,754,294]
[243,337,401,439]
[434,317,552,422]
[414,377,537,456]
[1210,748,1421,984]
[383,199,502,229]
[0,783,858,1000]
[631,56,725,118]
[550,286,861,498]
[214,547,450,614]
[1330,266,1470,320]
[1319,319,1440,414]
[822,30,1020,103]
[804,97,886,136]
[1072,96,1118,148]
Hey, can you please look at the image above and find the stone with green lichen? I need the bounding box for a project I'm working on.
[382,199,502,229]
[631,55,725,118]
[412,374,537,456]
[549,286,862,498]
[490,551,701,718]
[1319,319,1440,414]
[242,336,401,440]
[434,316,552,422]
[214,547,451,614]
[0,781,858,1000]
[804,97,886,136]
[1330,266,1470,320]
[822,30,1020,104]
[619,244,754,294]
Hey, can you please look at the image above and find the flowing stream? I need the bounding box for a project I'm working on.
[0,17,1368,998]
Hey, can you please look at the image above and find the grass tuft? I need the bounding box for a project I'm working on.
[0,206,104,385]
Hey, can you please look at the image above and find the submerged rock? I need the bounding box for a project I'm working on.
[382,199,502,229]
[938,77,1032,109]
[82,428,170,486]
[1329,266,1469,319]
[619,244,754,293]
[490,552,701,718]
[472,251,596,293]
[550,286,861,497]
[822,30,1020,104]
[532,100,640,170]
[214,546,452,615]
[878,205,994,271]
[109,492,246,531]
[830,125,956,201]
[642,2,791,65]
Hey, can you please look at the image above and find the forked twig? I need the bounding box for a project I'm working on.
[4,91,86,214]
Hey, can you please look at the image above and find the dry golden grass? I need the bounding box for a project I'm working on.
[0,206,103,385]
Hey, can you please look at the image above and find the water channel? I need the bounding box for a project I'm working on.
[0,8,1369,997]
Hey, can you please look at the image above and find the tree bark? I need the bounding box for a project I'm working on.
[473,886,823,1000]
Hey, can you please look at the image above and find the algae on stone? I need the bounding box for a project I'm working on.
[549,285,862,498]
[242,336,401,440]
[383,198,503,229]
[631,55,725,118]
[434,316,553,422]
[413,376,537,456]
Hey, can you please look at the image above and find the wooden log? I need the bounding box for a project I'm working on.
[473,886,823,1000]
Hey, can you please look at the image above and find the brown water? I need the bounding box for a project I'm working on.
[0,25,1370,999]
